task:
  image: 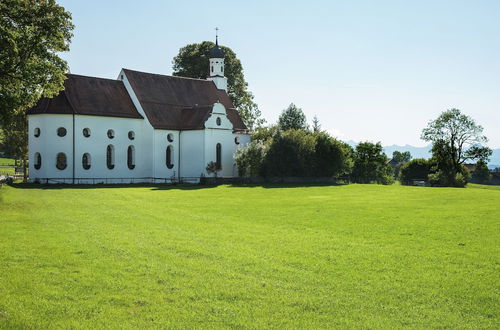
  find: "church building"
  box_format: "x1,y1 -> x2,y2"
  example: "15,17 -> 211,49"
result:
27,39 -> 250,183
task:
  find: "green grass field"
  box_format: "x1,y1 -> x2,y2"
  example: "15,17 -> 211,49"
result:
0,157 -> 16,176
0,183 -> 498,328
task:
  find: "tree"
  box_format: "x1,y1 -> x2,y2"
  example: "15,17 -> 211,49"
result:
172,41 -> 264,129
234,140 -> 268,177
421,109 -> 491,186
392,151 -> 412,163
2,112 -> 27,181
471,160 -> 491,184
206,161 -> 222,178
0,0 -> 74,122
278,103 -> 307,131
313,132 -> 353,177
312,115 -> 321,132
399,158 -> 431,185
351,142 -> 394,185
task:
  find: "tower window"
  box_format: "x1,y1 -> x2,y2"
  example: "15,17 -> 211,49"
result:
166,145 -> 174,169
216,117 -> 222,126
57,127 -> 67,137
83,128 -> 91,137
82,153 -> 91,170
221,66 -> 223,73
216,143 -> 221,169
127,145 -> 135,169
34,152 -> 42,169
56,152 -> 67,170
34,128 -> 40,137
106,145 -> 115,169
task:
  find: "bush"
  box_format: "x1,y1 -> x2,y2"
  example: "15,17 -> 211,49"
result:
399,158 -> 431,185
351,142 -> 394,185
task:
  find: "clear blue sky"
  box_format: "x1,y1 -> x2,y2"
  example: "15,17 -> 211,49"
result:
59,0 -> 500,148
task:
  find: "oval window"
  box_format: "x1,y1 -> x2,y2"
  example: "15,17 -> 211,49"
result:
234,136 -> 240,145
167,133 -> 174,142
82,153 -> 91,170
34,128 -> 41,138
216,117 -> 221,126
56,152 -> 67,170
128,131 -> 135,140
107,129 -> 115,139
57,127 -> 67,137
83,128 -> 91,137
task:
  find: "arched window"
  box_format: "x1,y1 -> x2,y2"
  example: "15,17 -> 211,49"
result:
83,128 -> 91,137
82,153 -> 91,170
106,145 -> 114,169
56,152 -> 67,170
211,66 -> 214,73
128,131 -> 135,140
221,66 -> 224,73
166,145 -> 174,169
34,128 -> 41,137
57,127 -> 67,137
216,143 -> 222,169
216,117 -> 222,126
127,145 -> 135,169
107,129 -> 115,139
34,152 -> 41,169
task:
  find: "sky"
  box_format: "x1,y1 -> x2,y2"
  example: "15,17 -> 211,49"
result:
58,0 -> 500,148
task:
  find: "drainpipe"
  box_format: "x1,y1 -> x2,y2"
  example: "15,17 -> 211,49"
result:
178,130 -> 182,180
72,113 -> 75,184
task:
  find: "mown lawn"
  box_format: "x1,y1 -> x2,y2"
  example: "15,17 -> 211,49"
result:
0,158 -> 16,176
0,183 -> 498,328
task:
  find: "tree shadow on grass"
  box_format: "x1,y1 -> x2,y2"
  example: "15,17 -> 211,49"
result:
227,182 -> 348,189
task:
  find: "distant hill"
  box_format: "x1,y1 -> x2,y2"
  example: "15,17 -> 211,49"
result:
344,140 -> 500,169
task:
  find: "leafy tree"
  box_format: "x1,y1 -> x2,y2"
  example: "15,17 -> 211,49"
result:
172,41 -> 264,129
313,132 -> 353,177
206,161 -> 222,178
399,158 -> 431,185
312,115 -> 321,132
234,140 -> 268,177
392,151 -> 412,163
262,129 -> 316,177
251,124 -> 280,142
421,109 -> 491,186
2,112 -> 28,181
0,0 -> 74,123
278,103 -> 307,131
471,160 -> 491,184
351,142 -> 394,185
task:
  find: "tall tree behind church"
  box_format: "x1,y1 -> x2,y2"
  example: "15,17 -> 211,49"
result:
172,41 -> 264,129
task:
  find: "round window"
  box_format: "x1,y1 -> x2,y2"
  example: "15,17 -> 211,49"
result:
128,131 -> 135,140
216,117 -> 222,126
167,133 -> 174,142
57,127 -> 67,137
107,129 -> 115,139
234,136 -> 240,145
83,128 -> 91,137
34,128 -> 41,137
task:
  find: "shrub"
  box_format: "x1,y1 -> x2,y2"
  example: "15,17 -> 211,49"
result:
399,158 -> 431,185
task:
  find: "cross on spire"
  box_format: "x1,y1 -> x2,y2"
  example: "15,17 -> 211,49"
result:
215,27 -> 219,45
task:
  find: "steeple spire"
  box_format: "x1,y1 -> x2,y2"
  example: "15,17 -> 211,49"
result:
207,27 -> 227,91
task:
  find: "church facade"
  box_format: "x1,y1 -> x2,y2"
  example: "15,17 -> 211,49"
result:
27,40 -> 250,183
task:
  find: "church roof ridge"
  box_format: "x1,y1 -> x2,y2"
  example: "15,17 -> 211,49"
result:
121,68 -> 213,83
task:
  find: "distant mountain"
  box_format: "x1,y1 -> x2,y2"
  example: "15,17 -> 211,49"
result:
344,140 -> 500,168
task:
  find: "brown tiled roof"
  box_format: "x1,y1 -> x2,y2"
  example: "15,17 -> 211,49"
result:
123,69 -> 248,131
27,74 -> 143,119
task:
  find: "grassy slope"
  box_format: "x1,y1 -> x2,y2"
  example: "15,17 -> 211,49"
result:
0,184 -> 498,328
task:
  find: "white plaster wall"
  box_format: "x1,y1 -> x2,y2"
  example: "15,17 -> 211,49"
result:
153,129 -> 179,181
179,130 -> 205,179
29,114 -> 73,182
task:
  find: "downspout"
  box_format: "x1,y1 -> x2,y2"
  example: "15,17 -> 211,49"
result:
178,130 -> 182,180
72,112 -> 75,184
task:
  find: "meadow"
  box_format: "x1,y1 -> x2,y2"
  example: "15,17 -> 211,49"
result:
0,183 -> 498,328
0,158 -> 16,176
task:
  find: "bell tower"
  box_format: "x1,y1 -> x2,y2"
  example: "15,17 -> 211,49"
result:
207,28 -> 228,91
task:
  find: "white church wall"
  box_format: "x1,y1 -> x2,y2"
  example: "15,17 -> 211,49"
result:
29,114 -> 74,182
179,130 -> 205,180
153,129 -> 179,182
